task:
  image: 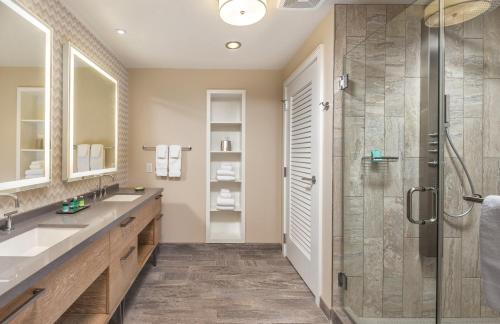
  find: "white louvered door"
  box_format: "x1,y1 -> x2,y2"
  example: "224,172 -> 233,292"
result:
283,51 -> 321,297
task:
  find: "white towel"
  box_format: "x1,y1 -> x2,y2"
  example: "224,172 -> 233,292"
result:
481,195 -> 500,312
219,189 -> 231,198
90,144 -> 105,170
217,175 -> 236,181
217,169 -> 235,176
76,144 -> 90,172
25,169 -> 43,176
216,205 -> 235,211
30,161 -> 44,170
168,145 -> 182,178
217,197 -> 235,206
156,145 -> 168,177
220,164 -> 233,171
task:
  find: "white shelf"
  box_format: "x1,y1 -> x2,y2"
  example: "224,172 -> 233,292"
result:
21,119 -> 44,123
211,151 -> 241,154
206,90 -> 245,243
21,149 -> 44,152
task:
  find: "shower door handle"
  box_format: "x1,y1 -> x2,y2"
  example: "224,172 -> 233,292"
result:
407,186 -> 438,225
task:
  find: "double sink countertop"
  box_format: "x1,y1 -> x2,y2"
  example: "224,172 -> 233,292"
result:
0,187 -> 163,308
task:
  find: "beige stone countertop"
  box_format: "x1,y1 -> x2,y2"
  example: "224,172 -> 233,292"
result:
0,187 -> 163,308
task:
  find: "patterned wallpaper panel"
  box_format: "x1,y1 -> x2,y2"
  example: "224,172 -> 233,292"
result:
0,0 -> 128,212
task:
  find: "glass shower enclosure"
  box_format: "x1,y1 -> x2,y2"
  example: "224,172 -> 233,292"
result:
339,0 -> 500,322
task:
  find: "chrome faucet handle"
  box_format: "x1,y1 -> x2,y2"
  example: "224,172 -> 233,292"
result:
2,210 -> 17,232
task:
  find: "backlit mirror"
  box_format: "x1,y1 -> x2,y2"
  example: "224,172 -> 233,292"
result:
63,44 -> 118,181
0,0 -> 51,192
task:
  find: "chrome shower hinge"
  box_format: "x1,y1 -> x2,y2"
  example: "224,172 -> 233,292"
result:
339,74 -> 349,90
319,102 -> 330,111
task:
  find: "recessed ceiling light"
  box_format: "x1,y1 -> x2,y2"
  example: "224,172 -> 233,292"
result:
115,29 -> 127,35
225,41 -> 242,50
219,0 -> 267,26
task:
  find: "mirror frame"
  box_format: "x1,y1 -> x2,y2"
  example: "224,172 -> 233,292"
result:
62,44 -> 118,182
0,0 -> 52,193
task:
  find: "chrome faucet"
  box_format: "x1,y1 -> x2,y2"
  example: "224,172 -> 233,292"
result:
0,193 -> 19,232
97,174 -> 115,200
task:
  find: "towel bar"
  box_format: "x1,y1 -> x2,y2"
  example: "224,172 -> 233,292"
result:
142,145 -> 192,151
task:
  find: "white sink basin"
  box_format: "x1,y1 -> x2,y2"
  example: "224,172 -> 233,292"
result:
0,226 -> 84,257
103,195 -> 142,202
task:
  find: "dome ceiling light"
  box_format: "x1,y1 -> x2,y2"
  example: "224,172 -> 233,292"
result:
219,0 -> 267,26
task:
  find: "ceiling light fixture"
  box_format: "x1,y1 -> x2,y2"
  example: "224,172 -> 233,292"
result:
225,41 -> 242,49
115,29 -> 127,35
219,0 -> 267,26
424,0 -> 491,28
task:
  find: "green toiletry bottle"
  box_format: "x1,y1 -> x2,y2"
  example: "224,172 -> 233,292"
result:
72,197 -> 78,210
62,200 -> 69,213
79,195 -> 85,207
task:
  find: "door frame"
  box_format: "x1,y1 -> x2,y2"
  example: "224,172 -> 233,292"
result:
282,44 -> 325,302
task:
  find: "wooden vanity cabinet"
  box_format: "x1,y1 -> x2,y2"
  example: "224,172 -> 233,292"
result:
0,193 -> 163,324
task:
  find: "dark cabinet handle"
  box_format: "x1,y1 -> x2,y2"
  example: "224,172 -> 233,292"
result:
155,213 -> 164,221
2,288 -> 45,323
120,217 -> 135,227
155,195 -> 163,200
120,246 -> 136,261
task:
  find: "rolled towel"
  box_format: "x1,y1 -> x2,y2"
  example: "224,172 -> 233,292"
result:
216,205 -> 235,211
217,175 -> 236,181
217,197 -> 235,206
217,169 -> 235,176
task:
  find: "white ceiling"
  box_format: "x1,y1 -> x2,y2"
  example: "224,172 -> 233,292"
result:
60,0 -> 336,69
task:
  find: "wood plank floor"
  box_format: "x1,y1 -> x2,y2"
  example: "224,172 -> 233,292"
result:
124,244 -> 329,324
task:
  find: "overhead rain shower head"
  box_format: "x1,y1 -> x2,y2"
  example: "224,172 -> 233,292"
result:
424,0 -> 492,27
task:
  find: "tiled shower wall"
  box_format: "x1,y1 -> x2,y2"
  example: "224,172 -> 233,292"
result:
333,3 -> 500,320
0,0 -> 128,212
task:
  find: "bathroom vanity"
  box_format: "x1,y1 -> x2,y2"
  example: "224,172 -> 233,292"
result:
0,189 -> 162,323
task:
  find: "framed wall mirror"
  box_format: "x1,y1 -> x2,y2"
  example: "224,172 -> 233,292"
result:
0,0 -> 51,192
63,44 -> 118,181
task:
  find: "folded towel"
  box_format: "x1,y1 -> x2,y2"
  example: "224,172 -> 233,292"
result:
156,145 -> 168,177
30,162 -> 44,170
168,145 -> 182,177
217,175 -> 236,181
169,145 -> 181,158
25,169 -> 43,176
90,144 -> 105,170
217,169 -> 235,176
219,189 -> 231,198
25,174 -> 43,179
77,144 -> 90,172
217,197 -> 235,206
216,205 -> 235,211
481,195 -> 500,312
220,164 -> 233,171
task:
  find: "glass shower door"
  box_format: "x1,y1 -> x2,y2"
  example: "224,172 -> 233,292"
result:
439,0 -> 500,322
340,2 -> 440,322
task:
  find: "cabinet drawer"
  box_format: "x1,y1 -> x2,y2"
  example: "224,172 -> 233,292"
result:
152,193 -> 162,216
109,237 -> 138,308
135,199 -> 156,235
0,235 -> 109,324
109,214 -> 137,257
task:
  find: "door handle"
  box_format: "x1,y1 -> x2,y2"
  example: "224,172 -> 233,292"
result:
407,186 -> 438,225
301,176 -> 316,185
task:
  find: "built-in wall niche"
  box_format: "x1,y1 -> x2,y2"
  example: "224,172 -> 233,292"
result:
206,90 -> 245,243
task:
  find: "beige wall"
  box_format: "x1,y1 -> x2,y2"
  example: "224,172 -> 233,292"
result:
282,9 -> 335,308
0,67 -> 43,182
128,69 -> 283,243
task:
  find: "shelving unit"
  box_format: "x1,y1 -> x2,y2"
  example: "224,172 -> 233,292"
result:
16,87 -> 45,180
206,90 -> 245,243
